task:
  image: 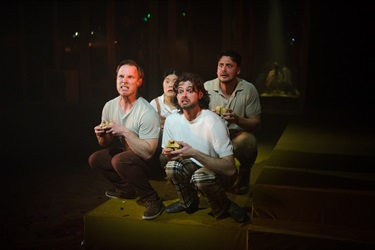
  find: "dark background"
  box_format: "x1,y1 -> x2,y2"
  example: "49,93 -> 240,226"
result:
1,0 -> 374,248
1,0 -> 373,212
1,0 -> 373,162
1,0 -> 373,111
1,0 -> 373,203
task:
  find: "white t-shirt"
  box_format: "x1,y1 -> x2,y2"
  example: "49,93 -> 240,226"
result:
162,109 -> 233,167
150,94 -> 177,119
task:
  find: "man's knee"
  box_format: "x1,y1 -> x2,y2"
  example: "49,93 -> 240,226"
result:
88,151 -> 102,170
233,132 -> 258,164
233,133 -> 257,152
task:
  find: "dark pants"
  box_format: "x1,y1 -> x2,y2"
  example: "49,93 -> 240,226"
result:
230,130 -> 258,186
88,148 -> 161,201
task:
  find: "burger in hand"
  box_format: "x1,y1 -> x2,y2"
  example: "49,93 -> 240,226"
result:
166,140 -> 181,150
215,106 -> 228,117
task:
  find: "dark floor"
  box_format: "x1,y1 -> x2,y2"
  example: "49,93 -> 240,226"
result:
2,102 -> 109,249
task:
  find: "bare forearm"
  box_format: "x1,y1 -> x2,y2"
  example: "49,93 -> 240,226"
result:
192,151 -> 236,176
123,131 -> 157,160
235,115 -> 261,132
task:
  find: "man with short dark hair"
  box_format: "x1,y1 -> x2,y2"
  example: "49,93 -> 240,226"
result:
204,50 -> 262,195
88,59 -> 165,220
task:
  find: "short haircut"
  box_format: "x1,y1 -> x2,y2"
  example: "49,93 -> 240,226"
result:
116,59 -> 144,79
217,49 -> 242,67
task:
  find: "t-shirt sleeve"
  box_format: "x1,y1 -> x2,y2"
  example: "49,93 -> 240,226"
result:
212,122 -> 233,158
246,85 -> 262,117
161,115 -> 174,148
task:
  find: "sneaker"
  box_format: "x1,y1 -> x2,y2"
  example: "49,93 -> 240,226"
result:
165,197 -> 200,214
227,201 -> 249,223
105,188 -> 138,199
142,199 -> 165,220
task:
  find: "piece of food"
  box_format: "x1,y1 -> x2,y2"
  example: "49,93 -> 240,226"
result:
99,121 -> 109,128
215,106 -> 228,116
215,106 -> 221,114
166,140 -> 181,150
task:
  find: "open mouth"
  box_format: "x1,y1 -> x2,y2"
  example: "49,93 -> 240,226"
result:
181,99 -> 190,105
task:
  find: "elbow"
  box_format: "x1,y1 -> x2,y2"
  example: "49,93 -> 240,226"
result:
144,154 -> 153,161
143,149 -> 156,161
224,166 -> 237,177
254,117 -> 262,129
251,119 -> 262,132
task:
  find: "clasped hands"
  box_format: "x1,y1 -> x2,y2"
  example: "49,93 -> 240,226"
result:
163,140 -> 192,160
213,107 -> 237,124
95,121 -> 125,137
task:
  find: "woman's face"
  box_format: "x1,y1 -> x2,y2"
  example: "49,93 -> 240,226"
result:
163,74 -> 178,98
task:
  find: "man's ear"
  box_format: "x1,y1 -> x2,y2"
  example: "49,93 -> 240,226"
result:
137,79 -> 143,86
198,91 -> 204,99
237,68 -> 241,75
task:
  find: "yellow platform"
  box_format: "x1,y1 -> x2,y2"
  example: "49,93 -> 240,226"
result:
84,180 -> 253,250
251,115 -> 375,249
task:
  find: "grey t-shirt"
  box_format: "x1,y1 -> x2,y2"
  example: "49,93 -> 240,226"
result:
204,77 -> 261,131
101,96 -> 161,140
